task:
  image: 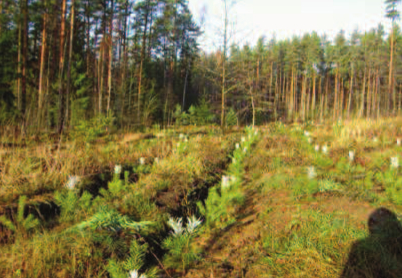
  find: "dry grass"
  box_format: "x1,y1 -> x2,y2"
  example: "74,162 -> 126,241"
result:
0,134 -> 174,204
2,119 -> 402,278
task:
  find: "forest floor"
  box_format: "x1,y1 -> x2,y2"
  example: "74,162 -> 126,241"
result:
1,119 -> 402,278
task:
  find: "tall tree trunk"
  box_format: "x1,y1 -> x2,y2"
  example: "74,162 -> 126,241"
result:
99,47 -> 105,115
333,69 -> 338,121
320,76 -> 325,123
377,70 -> 381,119
38,11 -> 48,128
86,1 -> 90,75
147,4 -> 154,58
107,0 -> 114,115
347,66 -> 353,119
182,60 -> 190,110
324,76 -> 329,122
289,68 -> 294,120
294,71 -> 297,120
269,61 -> 273,112
389,25 -> 395,115
138,0 -> 150,124
306,79 -> 311,119
120,5 -> 129,126
340,78 -> 344,119
371,74 -> 376,118
65,0 -> 75,129
301,75 -> 306,121
45,33 -> 53,130
251,94 -> 255,128
0,0 -> 3,34
359,67 -> 366,118
58,0 -> 67,134
16,17 -> 22,110
367,68 -> 372,118
21,0 -> 28,122
221,0 -> 228,130
274,66 -> 279,120
374,68 -> 379,119
312,72 -> 316,119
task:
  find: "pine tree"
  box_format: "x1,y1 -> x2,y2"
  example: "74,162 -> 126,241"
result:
385,0 -> 401,115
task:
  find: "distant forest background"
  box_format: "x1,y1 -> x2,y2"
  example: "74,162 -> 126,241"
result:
0,0 -> 402,133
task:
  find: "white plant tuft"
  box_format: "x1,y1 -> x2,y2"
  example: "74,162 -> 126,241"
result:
235,143 -> 240,149
349,151 -> 355,162
322,145 -> 328,154
129,270 -> 139,278
114,165 -> 122,175
129,270 -> 147,278
304,130 -> 310,137
222,175 -> 230,189
179,133 -> 184,140
315,144 -> 320,152
65,176 -> 81,190
391,157 -> 399,169
307,166 -> 317,179
241,137 -> 246,143
186,215 -> 202,234
167,217 -> 184,236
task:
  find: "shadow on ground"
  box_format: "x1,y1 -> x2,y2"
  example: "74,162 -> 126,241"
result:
340,207 -> 402,278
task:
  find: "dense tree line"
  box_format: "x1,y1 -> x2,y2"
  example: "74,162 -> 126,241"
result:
0,0 -> 200,133
0,0 -> 401,133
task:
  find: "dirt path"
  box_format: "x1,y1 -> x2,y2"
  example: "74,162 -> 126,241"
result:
183,176 -> 379,278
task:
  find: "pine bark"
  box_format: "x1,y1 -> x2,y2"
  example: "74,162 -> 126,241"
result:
38,11 -> 48,127
107,0 -> 114,115
21,0 -> 28,118
138,0 -> 150,124
65,0 -> 75,128
58,0 -> 67,134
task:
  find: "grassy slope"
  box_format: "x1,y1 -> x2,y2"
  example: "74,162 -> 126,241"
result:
1,119 -> 402,277
184,119 -> 402,278
0,127 -> 240,278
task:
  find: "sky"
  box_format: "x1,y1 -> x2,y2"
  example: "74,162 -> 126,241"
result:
188,0 -> 399,53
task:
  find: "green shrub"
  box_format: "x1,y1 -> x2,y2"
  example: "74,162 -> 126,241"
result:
107,239 -> 159,278
54,190 -> 99,223
162,216 -> 203,272
71,114 -> 115,144
174,97 -> 216,126
0,195 -> 40,236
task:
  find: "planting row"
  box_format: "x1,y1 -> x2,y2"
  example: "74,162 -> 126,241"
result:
0,133 -> 238,278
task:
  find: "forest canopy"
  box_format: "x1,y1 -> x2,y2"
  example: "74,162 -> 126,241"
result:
0,0 -> 401,132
